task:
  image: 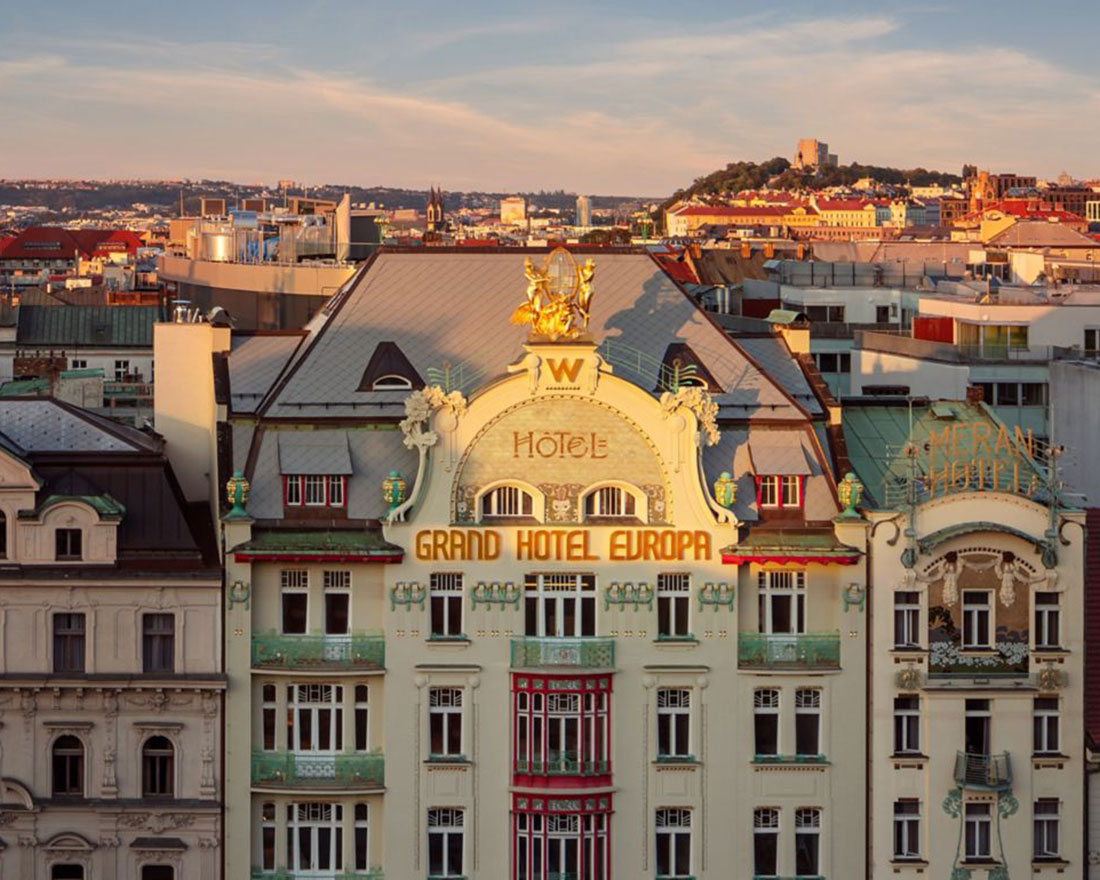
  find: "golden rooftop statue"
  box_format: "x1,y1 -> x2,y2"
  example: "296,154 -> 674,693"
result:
511,247 -> 595,340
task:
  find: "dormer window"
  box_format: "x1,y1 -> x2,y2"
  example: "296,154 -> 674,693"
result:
56,528 -> 83,561
372,374 -> 413,390
757,475 -> 802,509
481,485 -> 533,518
284,475 -> 347,508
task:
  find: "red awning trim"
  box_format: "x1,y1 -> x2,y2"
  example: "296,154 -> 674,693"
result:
721,553 -> 859,566
234,553 -> 403,564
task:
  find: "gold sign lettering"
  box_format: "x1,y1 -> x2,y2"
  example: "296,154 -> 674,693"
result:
512,431 -> 608,459
546,357 -> 584,383
413,528 -> 712,562
923,420 -> 1036,498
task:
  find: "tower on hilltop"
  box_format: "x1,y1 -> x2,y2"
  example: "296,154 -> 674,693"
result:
426,186 -> 445,233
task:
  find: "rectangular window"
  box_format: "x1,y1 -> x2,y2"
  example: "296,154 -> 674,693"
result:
1033,698 -> 1060,755
262,684 -> 277,751
753,808 -> 779,877
288,684 -> 344,753
996,382 -> 1019,406
1033,799 -> 1060,860
893,800 -> 921,860
758,570 -> 806,634
894,591 -> 920,648
430,687 -> 463,758
328,476 -> 345,507
287,802 -> 343,872
354,686 -> 369,752
70,358 -> 88,369
427,808 -> 464,878
55,528 -> 82,560
758,476 -> 779,508
795,808 -> 821,876
961,591 -> 991,649
964,803 -> 992,861
141,867 -> 174,880
142,613 -> 175,674
261,802 -> 276,870
1034,592 -> 1060,648
655,808 -> 692,878
430,573 -> 464,638
876,305 -> 891,323
323,571 -> 350,636
285,476 -> 302,506
281,570 -> 309,634
795,689 -> 821,757
839,352 -> 851,372
754,689 -> 779,757
657,688 -> 691,759
53,613 -> 86,674
657,573 -> 690,639
817,353 -> 838,373
355,803 -> 369,870
780,475 -> 801,507
304,475 -> 327,506
1021,383 -> 1046,406
1086,327 -> 1100,355
114,359 -> 130,381
524,573 -> 597,637
893,696 -> 921,755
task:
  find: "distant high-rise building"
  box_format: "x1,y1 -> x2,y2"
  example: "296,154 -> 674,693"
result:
793,139 -> 838,170
575,194 -> 592,227
500,196 -> 527,225
426,186 -> 445,233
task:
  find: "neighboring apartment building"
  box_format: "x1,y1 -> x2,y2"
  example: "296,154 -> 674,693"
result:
0,398 -> 223,880
845,399 -> 1085,879
157,247 -> 868,879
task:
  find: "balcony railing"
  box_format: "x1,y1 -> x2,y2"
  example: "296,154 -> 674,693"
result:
738,632 -> 840,670
251,631 -> 385,670
752,754 -> 828,765
251,872 -> 383,880
954,751 -> 1011,790
510,637 -> 615,669
251,750 -> 384,789
515,752 -> 610,776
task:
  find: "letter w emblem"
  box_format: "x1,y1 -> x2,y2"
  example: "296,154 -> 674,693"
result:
546,358 -> 583,383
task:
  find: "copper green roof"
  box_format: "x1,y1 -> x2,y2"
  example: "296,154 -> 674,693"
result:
720,530 -> 860,557
230,529 -> 403,560
20,493 -> 126,520
0,377 -> 49,397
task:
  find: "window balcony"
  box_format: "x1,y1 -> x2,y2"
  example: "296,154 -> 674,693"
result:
251,871 -> 383,879
737,632 -> 840,670
510,637 -> 615,669
752,754 -> 828,765
251,631 -> 385,671
251,750 -> 384,790
954,751 -> 1012,791
515,751 -> 610,776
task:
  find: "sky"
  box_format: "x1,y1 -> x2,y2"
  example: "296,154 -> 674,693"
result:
2,0 -> 1099,195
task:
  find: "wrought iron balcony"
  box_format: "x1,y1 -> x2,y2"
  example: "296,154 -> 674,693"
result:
515,751 -> 610,776
251,631 -> 385,670
738,632 -> 840,670
954,751 -> 1011,790
251,872 -> 383,880
510,637 -> 615,669
752,754 -> 828,765
251,750 -> 384,790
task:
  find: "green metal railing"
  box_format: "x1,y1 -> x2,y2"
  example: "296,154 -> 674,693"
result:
251,631 -> 385,670
251,872 -> 383,880
752,754 -> 827,764
737,632 -> 840,670
752,876 -> 824,880
251,750 -> 384,789
510,637 -> 615,669
954,751 -> 1011,790
515,752 -> 610,775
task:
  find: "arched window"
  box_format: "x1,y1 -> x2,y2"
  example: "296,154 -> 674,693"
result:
372,374 -> 413,390
142,736 -> 175,797
52,735 -> 84,797
583,485 -> 637,519
481,485 -> 534,518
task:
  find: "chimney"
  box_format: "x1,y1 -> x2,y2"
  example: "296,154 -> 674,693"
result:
966,385 -> 985,404
741,242 -> 752,259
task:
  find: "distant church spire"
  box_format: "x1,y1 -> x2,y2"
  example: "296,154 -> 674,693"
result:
426,185 -> 445,233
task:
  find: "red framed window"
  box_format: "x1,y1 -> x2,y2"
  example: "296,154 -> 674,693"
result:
755,475 -> 804,510
513,675 -> 610,778
283,475 -> 347,509
512,793 -> 611,880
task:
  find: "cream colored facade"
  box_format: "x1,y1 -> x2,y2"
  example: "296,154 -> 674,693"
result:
214,336 -> 868,879
0,410 -> 223,880
866,472 -> 1084,877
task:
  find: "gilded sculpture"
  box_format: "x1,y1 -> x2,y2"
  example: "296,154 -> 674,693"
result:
511,248 -> 595,340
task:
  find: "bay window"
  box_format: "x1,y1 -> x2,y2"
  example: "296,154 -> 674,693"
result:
514,676 -> 609,776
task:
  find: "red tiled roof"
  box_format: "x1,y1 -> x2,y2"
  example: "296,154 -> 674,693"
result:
815,198 -> 874,211
674,206 -> 790,218
0,227 -> 142,261
653,252 -> 699,285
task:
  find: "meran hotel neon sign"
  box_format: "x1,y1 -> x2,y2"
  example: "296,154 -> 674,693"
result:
415,529 -> 712,563
917,421 -> 1044,498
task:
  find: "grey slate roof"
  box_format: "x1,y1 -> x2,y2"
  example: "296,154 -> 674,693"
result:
228,334 -> 302,413
278,431 -> 354,475
259,251 -> 803,421
735,336 -> 822,415
15,305 -> 162,348
0,399 -> 156,453
748,432 -> 812,475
